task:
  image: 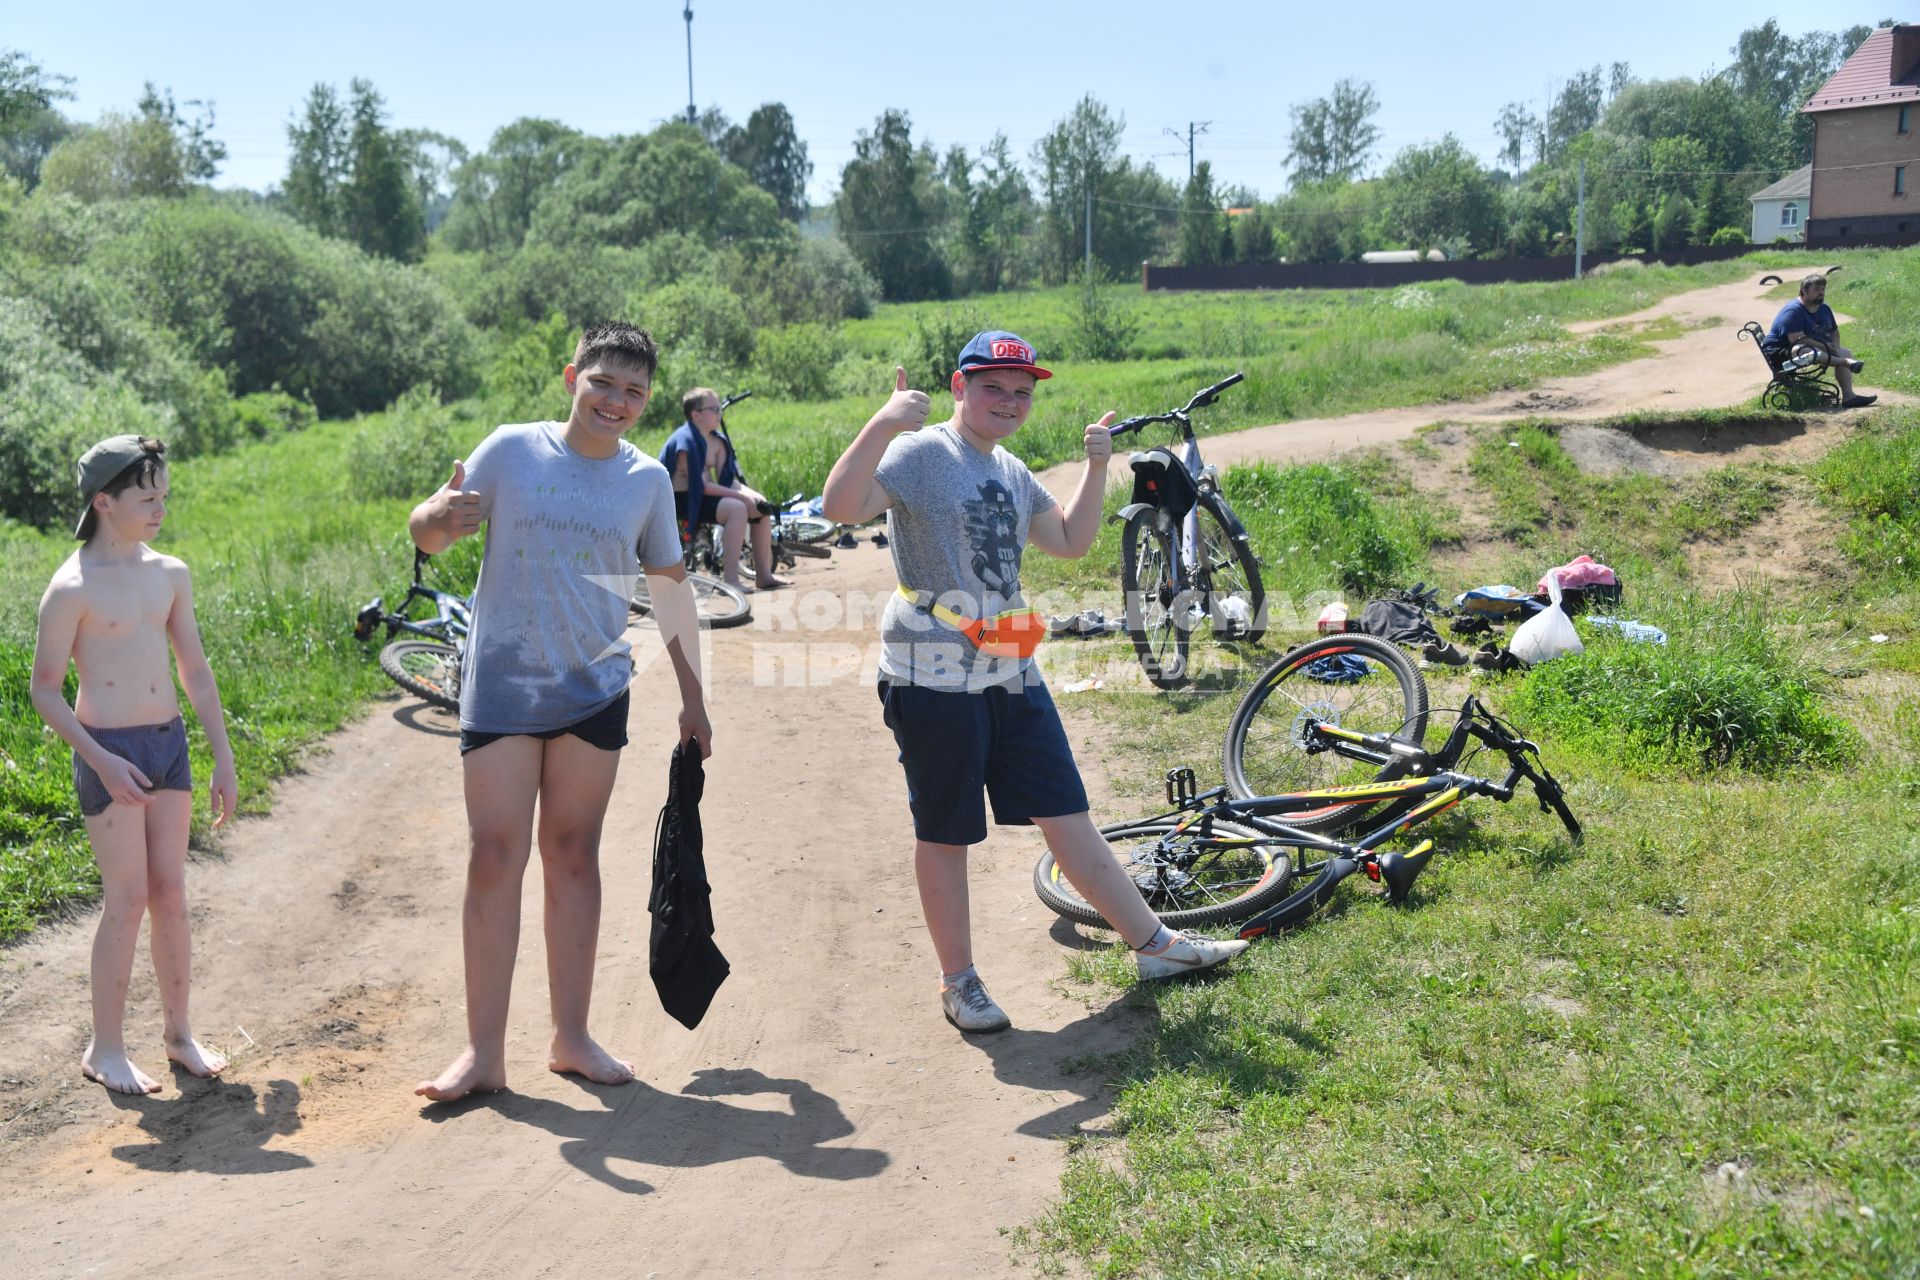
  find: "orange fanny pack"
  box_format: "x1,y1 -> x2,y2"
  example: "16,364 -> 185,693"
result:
897,585 -> 1046,659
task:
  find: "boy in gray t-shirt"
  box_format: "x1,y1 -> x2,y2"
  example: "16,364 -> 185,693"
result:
407,322 -> 712,1103
823,331 -> 1246,1035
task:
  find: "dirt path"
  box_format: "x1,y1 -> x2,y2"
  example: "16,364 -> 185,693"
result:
0,272 -> 1892,1279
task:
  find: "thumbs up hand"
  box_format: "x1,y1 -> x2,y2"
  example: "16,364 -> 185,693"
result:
1084,411 -> 1116,463
867,366 -> 930,436
438,459 -> 484,539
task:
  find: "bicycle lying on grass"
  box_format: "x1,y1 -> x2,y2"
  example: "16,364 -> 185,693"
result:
352,548 -> 471,712
1033,693 -> 1580,937
1110,372 -> 1266,689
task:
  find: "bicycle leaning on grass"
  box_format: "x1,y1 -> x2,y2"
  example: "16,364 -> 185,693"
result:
352,547 -> 471,712
1033,692 -> 1581,937
1110,372 -> 1266,689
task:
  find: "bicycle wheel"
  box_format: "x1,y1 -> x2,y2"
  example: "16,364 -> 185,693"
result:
782,515 -> 837,544
1194,492 -> 1266,643
379,639 -> 461,711
1034,816 -> 1295,930
630,573 -> 753,629
1122,508 -> 1191,689
1222,633 -> 1429,831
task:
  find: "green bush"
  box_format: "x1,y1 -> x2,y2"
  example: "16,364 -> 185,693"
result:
748,323 -> 838,402
1508,593 -> 1856,773
1063,266 -> 1141,362
341,388 -> 461,501
907,303 -> 989,388
1708,225 -> 1750,246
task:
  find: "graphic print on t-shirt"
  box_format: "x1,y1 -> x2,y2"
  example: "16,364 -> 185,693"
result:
963,479 -> 1022,598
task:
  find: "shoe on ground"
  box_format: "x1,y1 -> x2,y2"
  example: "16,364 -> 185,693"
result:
1420,640 -> 1469,666
834,531 -> 858,549
1135,931 -> 1249,981
1841,393 -> 1877,408
941,975 -> 1011,1033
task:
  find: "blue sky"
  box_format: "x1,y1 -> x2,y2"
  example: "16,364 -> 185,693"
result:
6,2 -> 1899,202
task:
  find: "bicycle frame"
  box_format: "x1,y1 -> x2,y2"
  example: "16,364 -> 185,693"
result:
354,549 -> 471,643
1125,695 -> 1580,939
1111,373 -> 1242,600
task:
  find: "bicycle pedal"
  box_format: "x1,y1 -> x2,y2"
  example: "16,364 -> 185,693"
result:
1164,766 -> 1199,808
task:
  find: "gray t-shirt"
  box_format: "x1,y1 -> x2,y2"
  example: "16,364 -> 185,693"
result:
873,423 -> 1057,691
459,421 -> 682,733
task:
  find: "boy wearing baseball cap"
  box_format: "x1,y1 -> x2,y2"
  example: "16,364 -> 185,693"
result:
823,332 -> 1246,1034
30,435 -> 240,1093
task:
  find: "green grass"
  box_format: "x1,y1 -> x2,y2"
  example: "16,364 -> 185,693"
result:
1013,244 -> 1920,1277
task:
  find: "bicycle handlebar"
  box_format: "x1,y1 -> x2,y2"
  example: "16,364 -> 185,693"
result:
1107,372 -> 1245,440
721,390 -> 753,410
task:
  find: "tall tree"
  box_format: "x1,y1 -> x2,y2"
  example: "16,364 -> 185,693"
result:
1178,161 -> 1224,266
1030,96 -> 1170,280
1381,135 -> 1500,253
718,103 -> 812,222
835,109 -> 949,301
1494,101 -> 1540,172
37,82 -> 223,201
396,128 -> 467,234
0,49 -> 71,133
440,117 -> 593,252
284,83 -> 349,238
1287,79 -> 1380,187
340,80 -> 425,262
135,83 -> 224,181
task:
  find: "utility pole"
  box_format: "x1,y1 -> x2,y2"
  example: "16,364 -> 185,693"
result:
1574,157 -> 1586,279
1085,182 -> 1094,274
683,6 -> 696,126
1163,121 -> 1211,181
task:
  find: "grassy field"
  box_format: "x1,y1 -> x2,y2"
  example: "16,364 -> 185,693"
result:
1006,250 -> 1920,1277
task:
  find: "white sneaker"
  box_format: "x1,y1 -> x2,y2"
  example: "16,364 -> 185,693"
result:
940,975 -> 1011,1033
1134,931 -> 1249,981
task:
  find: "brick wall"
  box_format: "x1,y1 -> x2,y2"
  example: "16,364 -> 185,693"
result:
1810,105 -> 1920,219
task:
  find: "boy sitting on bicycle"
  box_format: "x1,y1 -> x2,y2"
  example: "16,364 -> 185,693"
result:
407,321 -> 712,1102
659,386 -> 789,593
823,332 -> 1246,1034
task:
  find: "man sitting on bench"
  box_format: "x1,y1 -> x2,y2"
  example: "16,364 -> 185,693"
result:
1764,274 -> 1876,408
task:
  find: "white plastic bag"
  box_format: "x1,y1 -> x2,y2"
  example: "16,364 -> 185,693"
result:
1508,571 -> 1584,666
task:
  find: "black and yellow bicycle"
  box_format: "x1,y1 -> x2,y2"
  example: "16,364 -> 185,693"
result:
1033,693 -> 1581,936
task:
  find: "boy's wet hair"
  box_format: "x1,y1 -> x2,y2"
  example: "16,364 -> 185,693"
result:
79,437 -> 167,543
575,322 -> 659,380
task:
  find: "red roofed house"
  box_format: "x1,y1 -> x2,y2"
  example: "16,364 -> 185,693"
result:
1801,24 -> 1920,246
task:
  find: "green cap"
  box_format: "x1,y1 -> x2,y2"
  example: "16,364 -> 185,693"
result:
74,435 -> 163,540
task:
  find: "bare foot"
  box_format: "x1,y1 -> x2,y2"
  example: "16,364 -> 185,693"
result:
165,1034 -> 229,1078
414,1046 -> 507,1102
754,575 -> 792,590
549,1033 -> 636,1086
81,1043 -> 162,1096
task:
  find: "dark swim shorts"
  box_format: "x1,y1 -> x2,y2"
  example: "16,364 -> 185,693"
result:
73,717 -> 193,817
459,689 -> 631,757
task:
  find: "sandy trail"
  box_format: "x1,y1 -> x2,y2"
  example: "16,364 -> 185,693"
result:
0,272 -> 1889,1279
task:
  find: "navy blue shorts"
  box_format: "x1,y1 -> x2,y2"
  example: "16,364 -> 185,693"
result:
459,690 -> 630,756
877,677 -> 1090,846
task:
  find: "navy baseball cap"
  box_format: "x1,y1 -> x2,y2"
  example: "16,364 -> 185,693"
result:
956,331 -> 1052,380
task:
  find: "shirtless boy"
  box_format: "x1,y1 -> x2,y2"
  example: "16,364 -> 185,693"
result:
30,435 -> 240,1094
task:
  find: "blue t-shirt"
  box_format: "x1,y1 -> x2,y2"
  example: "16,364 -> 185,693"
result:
1764,299 -> 1836,352
459,422 -> 682,734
